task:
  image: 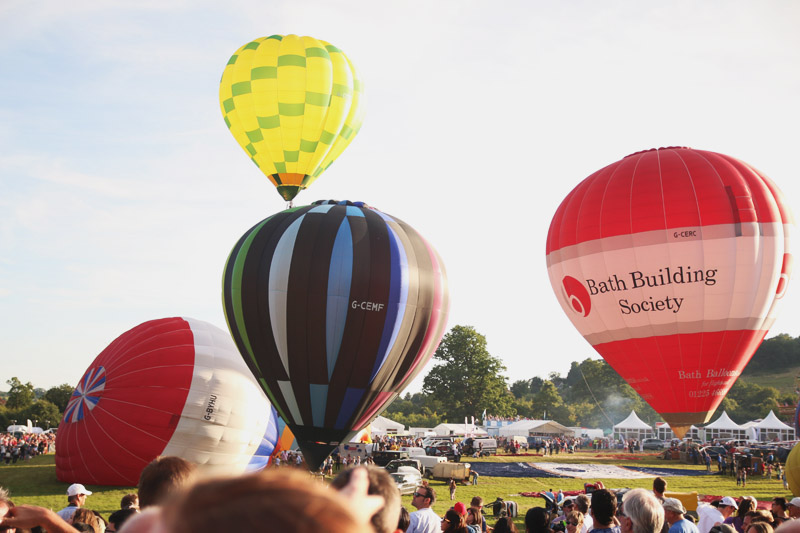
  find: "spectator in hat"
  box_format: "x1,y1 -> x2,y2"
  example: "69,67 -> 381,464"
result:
725,497 -> 755,533
663,498 -> 698,533
56,483 -> 92,522
787,498 -> 800,520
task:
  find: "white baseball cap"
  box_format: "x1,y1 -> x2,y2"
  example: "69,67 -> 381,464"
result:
720,496 -> 738,509
788,497 -> 800,507
66,483 -> 93,497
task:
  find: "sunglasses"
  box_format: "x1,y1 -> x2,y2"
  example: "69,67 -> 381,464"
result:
567,522 -> 580,527
413,492 -> 429,498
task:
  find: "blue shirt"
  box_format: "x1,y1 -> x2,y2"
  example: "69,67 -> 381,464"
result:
670,518 -> 700,533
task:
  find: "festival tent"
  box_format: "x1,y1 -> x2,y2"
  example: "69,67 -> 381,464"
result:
369,416 -> 405,436
655,422 -> 701,441
613,411 -> 654,441
749,411 -> 795,442
702,411 -> 748,441
433,423 -> 488,437
568,427 -> 605,439
497,419 -> 572,438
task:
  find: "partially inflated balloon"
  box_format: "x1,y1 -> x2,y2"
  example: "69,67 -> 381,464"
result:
222,200 -> 449,469
786,443 -> 800,496
220,34 -> 364,201
546,147 -> 793,437
55,317 -> 279,485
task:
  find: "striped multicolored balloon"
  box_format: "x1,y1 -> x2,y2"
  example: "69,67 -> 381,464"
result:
547,147 -> 793,437
222,200 -> 449,469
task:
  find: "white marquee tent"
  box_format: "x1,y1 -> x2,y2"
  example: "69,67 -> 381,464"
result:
433,423 -> 488,437
703,411 -> 748,441
613,411 -> 654,441
496,419 -> 573,438
749,411 -> 795,442
369,415 -> 405,435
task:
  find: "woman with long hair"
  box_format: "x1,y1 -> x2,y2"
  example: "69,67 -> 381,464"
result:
494,516 -> 519,533
441,509 -> 469,533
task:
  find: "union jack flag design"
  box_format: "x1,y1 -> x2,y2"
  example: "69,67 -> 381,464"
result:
64,367 -> 106,423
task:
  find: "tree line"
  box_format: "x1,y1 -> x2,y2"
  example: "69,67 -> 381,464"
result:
0,378 -> 73,430
2,329 -> 796,432
384,325 -> 799,430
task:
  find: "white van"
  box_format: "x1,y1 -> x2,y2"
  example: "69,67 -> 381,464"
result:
399,446 -> 426,457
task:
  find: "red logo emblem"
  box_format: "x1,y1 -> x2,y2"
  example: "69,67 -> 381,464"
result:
561,276 -> 591,317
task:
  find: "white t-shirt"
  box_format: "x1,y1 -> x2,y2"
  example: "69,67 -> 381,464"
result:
696,504 -> 724,533
581,513 -> 594,533
408,506 -> 440,533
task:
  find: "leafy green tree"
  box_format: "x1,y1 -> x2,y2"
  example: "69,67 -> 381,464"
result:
532,380 -> 574,424
19,400 -> 60,428
422,325 -> 514,421
5,378 -> 35,410
45,384 -> 75,413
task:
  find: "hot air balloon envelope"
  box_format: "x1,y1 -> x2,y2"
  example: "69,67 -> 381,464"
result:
55,317 -> 279,485
546,147 -> 793,437
219,34 -> 365,201
222,200 -> 449,469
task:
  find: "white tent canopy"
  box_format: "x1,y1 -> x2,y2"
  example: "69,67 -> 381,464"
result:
497,419 -> 572,437
613,411 -> 654,441
369,415 -> 405,435
750,411 -> 795,442
703,411 -> 748,441
433,423 -> 488,436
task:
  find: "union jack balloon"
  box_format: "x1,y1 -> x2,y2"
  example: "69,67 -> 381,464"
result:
55,317 -> 280,485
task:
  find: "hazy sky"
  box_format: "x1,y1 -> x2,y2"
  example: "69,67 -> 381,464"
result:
1,1 -> 798,395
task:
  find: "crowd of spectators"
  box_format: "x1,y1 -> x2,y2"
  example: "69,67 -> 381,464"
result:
0,432 -> 56,464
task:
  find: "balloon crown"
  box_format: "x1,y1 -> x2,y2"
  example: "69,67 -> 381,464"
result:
311,200 -> 370,208
624,146 -> 691,158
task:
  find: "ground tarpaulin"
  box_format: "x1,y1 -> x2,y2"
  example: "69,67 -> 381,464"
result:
471,462 -> 721,479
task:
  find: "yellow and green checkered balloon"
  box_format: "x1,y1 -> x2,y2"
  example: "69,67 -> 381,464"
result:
220,34 -> 365,202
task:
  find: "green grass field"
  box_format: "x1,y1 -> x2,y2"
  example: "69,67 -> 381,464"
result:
0,450 -> 793,530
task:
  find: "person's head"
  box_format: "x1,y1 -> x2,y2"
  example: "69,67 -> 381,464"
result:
107,508 -> 138,532
441,509 -> 465,532
562,498 -> 576,515
72,508 -> 101,533
750,510 -> 774,525
566,510 -> 584,533
412,485 -> 435,510
747,522 -> 774,533
652,478 -> 667,495
620,488 -> 664,533
574,495 -> 590,515
121,493 -> 139,510
710,525 -> 736,533
494,516 -> 518,533
471,496 -> 484,513
66,483 -> 93,507
138,456 -> 197,509
163,469 -> 360,533
662,498 -> 685,526
787,498 -> 800,519
525,507 -> 549,533
398,507 -> 410,532
591,489 -> 617,526
772,498 -> 787,517
738,497 -> 756,517
719,497 -> 739,519
331,465 -> 400,533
